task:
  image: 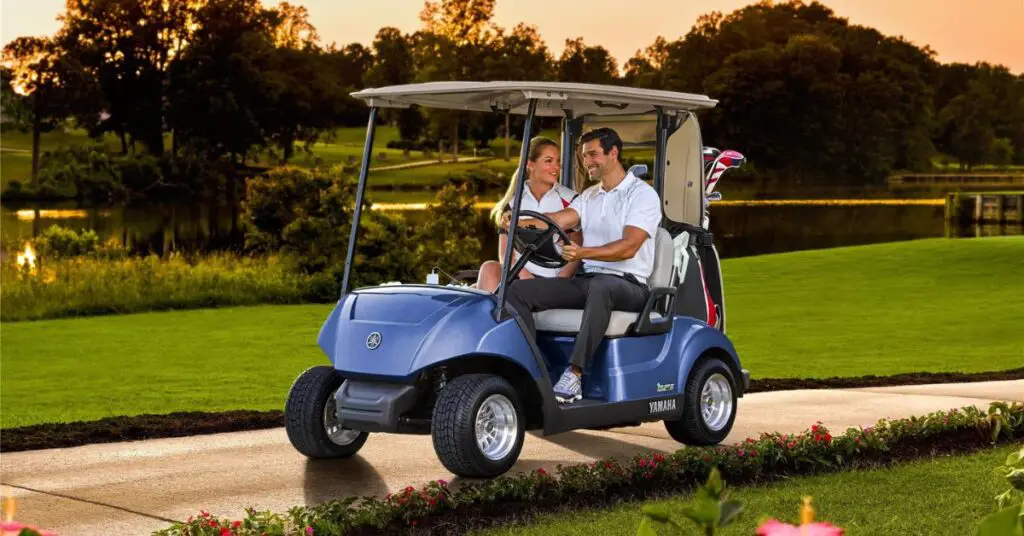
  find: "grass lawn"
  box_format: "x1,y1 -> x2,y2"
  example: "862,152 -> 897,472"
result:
474,444 -> 1021,536
1,236 -> 1021,428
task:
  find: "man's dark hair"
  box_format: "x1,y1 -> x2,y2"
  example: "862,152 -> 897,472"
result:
580,127 -> 623,161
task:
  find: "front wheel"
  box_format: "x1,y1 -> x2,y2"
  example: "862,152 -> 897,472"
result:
431,374 -> 525,478
664,357 -> 737,446
285,365 -> 369,458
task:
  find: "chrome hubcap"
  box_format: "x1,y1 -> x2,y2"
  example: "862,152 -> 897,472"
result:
701,373 -> 734,431
323,385 -> 361,446
475,394 -> 518,461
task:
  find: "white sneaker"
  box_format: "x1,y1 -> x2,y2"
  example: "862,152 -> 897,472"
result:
553,368 -> 582,403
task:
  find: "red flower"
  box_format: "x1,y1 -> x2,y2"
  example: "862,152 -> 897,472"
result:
638,459 -> 648,467
428,499 -> 437,507
404,486 -> 415,493
787,441 -> 796,448
750,449 -> 758,457
824,434 -> 832,443
232,521 -> 241,529
438,479 -> 448,487
653,453 -> 665,463
737,450 -> 746,457
811,425 -> 821,434
536,468 -> 547,475
220,528 -> 231,536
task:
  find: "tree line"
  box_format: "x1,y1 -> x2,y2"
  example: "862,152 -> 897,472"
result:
2,0 -> 1022,192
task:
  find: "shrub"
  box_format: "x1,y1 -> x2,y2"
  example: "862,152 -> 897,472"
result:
242,165 -> 482,291
156,402 -> 1023,536
0,252 -> 313,322
32,225 -> 101,258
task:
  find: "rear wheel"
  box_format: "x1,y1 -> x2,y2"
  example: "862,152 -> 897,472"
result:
664,357 -> 737,445
431,374 -> 525,478
285,365 -> 369,458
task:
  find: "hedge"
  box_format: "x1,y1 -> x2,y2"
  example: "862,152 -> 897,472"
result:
138,401 -> 1024,536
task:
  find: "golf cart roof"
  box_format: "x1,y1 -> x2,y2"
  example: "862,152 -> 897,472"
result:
350,81 -> 718,117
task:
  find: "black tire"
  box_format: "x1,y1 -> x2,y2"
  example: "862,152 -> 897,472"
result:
664,356 -> 737,446
285,365 -> 369,458
431,374 -> 525,478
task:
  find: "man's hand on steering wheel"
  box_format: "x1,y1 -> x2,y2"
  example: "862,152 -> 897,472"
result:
560,242 -> 586,262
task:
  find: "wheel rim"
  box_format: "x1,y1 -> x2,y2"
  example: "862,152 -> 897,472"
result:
323,386 -> 361,446
475,394 -> 518,461
700,373 -> 734,432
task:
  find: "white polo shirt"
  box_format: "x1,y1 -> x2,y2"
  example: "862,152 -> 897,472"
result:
568,171 -> 662,285
504,182 -> 579,278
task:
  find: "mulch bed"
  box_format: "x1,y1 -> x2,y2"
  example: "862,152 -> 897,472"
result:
347,430 -> 1022,535
2,367 -> 1021,453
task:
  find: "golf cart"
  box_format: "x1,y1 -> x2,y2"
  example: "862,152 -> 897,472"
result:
284,81 -> 750,478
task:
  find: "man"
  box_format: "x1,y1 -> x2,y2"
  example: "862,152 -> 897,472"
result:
502,127 -> 662,403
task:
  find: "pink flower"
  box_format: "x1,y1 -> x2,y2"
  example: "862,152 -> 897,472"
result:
306,526 -> 315,535
0,522 -> 58,536
437,479 -> 448,487
757,519 -> 844,535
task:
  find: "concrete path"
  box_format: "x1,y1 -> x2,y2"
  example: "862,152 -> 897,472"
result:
2,381 -> 1021,536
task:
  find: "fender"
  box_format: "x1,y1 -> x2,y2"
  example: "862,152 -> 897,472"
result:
670,317 -> 746,396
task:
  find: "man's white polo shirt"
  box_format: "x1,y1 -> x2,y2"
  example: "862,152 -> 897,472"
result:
568,171 -> 662,285
503,182 -> 579,278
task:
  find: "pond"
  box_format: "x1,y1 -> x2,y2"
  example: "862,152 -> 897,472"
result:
3,195 -> 1019,268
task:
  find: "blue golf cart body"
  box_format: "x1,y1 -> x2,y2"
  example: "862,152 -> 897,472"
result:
285,81 -> 750,478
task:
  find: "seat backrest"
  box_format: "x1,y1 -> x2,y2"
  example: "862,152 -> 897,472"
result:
649,228 -> 674,289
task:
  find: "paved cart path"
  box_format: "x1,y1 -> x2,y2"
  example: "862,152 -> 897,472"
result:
2,380 -> 1021,536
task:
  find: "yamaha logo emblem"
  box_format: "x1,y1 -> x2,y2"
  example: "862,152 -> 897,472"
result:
366,332 -> 382,350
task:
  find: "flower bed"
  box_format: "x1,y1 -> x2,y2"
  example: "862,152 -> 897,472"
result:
149,402 -> 1023,536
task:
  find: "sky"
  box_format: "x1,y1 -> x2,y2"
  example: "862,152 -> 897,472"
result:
3,0 -> 1022,73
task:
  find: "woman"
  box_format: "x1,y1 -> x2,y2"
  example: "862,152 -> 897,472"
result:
475,137 -> 583,292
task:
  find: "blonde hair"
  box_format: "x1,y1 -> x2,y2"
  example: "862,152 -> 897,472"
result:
489,136 -> 560,227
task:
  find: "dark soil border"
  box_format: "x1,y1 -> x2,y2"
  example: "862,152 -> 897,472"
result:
2,367 -> 1021,453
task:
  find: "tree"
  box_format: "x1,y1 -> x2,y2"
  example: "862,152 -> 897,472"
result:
56,0 -> 198,156
413,0 -> 502,158
557,37 -> 618,84
166,0 -> 277,162
1,36 -> 97,181
366,28 -> 424,142
938,80 -> 998,169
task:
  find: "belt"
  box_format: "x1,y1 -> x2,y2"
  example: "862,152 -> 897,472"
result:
575,269 -> 649,292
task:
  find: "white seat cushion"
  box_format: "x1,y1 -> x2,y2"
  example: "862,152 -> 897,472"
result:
534,309 -> 662,337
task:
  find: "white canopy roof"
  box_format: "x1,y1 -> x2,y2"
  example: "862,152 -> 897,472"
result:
350,81 -> 718,117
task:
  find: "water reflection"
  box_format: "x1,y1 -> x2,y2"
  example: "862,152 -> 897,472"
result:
1,199 -> 1020,263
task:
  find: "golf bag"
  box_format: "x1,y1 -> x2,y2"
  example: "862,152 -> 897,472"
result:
664,147 -> 743,332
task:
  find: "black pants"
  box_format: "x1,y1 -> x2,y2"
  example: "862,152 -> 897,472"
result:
505,273 -> 649,370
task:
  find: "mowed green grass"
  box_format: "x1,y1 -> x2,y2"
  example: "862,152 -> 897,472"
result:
724,235 -> 1024,378
1,237 -> 1021,428
475,444 -> 1021,536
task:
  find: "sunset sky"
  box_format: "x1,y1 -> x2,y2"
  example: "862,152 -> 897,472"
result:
3,0 -> 1022,73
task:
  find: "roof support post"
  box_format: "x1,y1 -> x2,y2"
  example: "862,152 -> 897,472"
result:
654,108 -> 668,199
340,106 -> 379,297
494,98 -> 538,322
560,110 -> 575,190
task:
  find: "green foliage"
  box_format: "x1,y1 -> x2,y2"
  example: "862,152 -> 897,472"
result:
32,225 -> 101,258
978,444 -> 1024,536
0,252 -> 314,322
154,403 -> 1024,535
638,467 -> 743,535
242,165 -> 481,292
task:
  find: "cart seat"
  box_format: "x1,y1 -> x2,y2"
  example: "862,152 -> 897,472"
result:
534,228 -> 674,337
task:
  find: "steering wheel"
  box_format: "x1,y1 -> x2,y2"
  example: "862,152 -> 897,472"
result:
509,210 -> 573,271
